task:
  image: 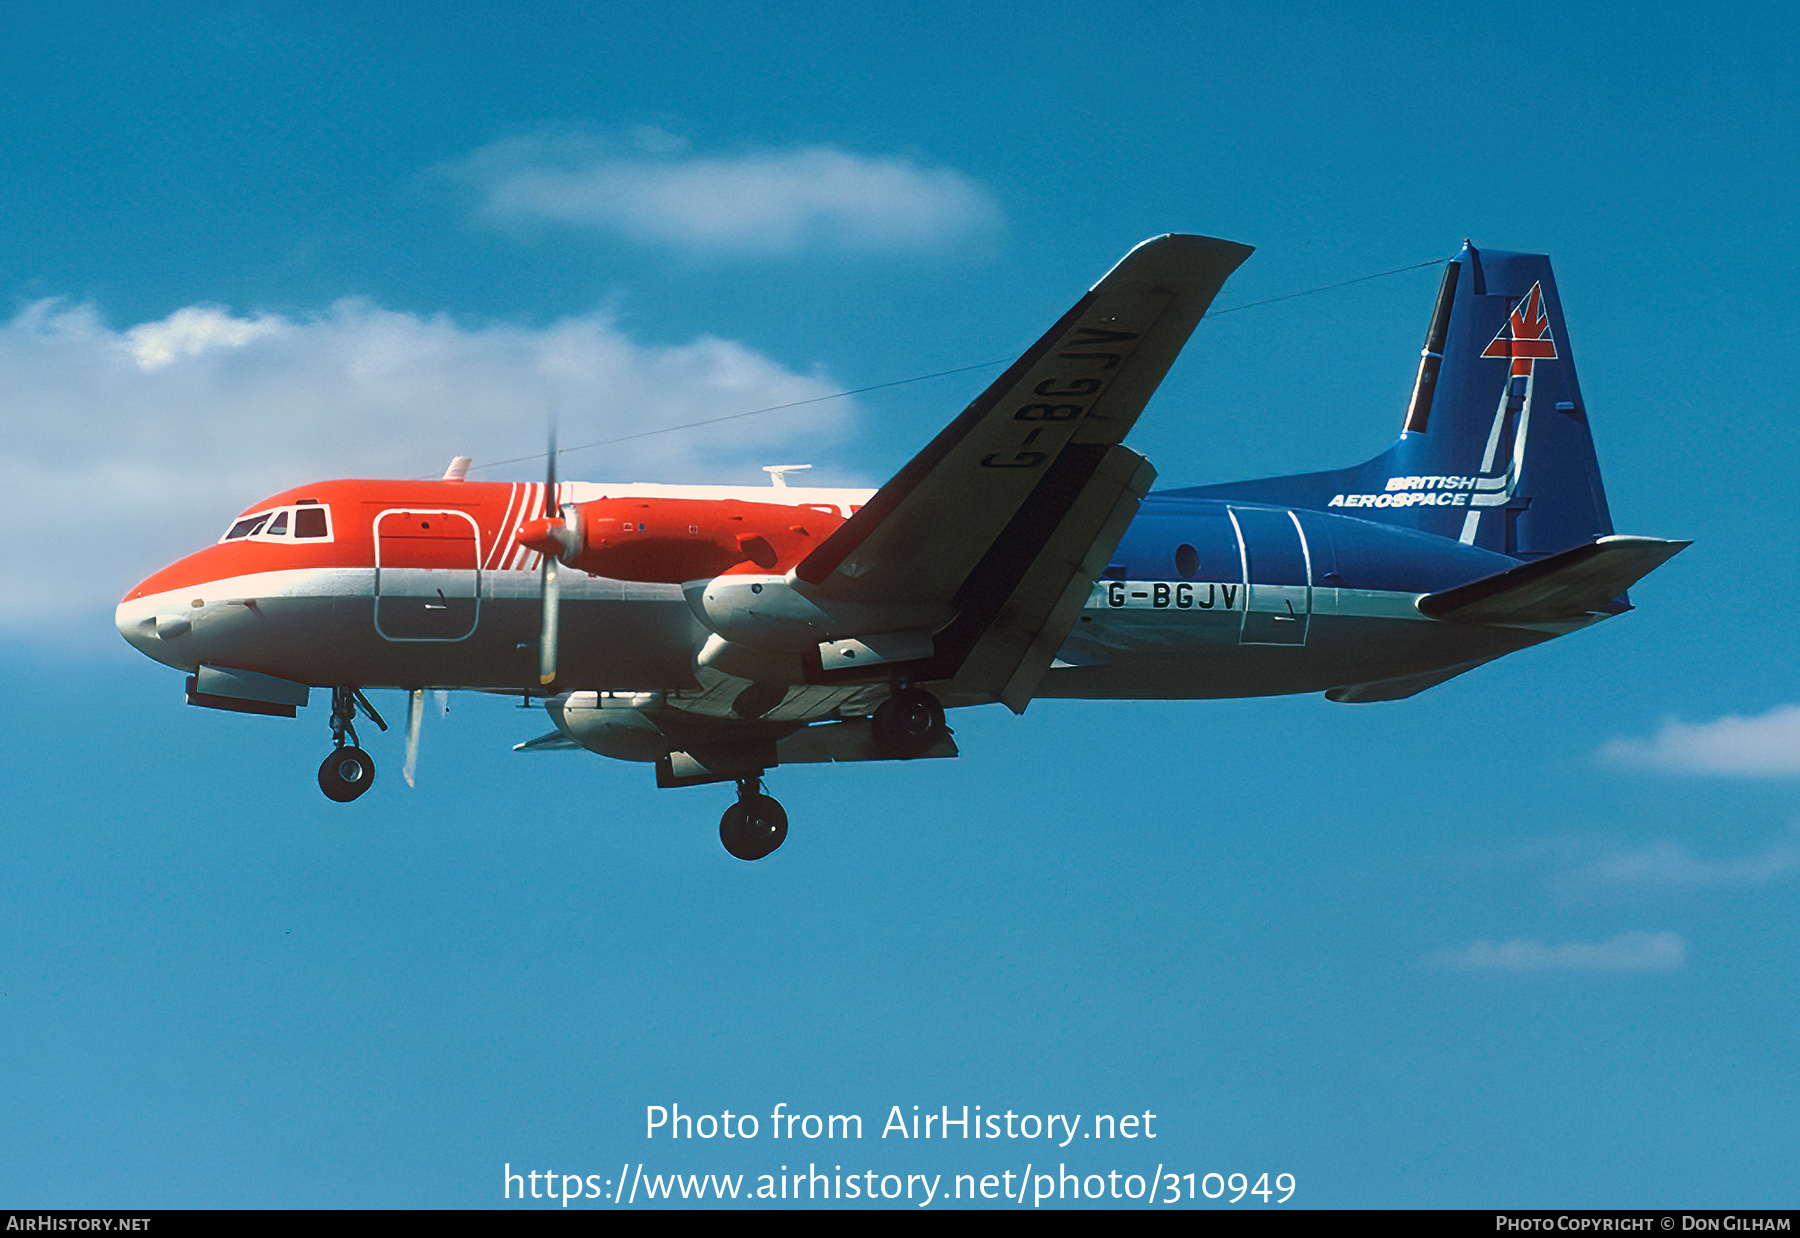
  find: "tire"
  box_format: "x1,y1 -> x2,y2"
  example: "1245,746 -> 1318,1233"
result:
318,746 -> 375,802
871,688 -> 946,759
719,794 -> 788,860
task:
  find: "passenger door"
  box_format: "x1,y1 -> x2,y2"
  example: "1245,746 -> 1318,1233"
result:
1231,506 -> 1311,645
374,509 -> 481,641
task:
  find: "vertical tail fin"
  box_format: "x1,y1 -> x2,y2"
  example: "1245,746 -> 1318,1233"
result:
1177,243 -> 1615,559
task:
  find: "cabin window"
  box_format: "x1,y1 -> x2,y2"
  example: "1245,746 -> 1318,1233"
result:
1174,542 -> 1200,581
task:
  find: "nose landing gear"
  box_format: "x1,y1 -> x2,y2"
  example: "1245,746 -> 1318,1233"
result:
317,686 -> 385,802
318,746 -> 375,801
719,776 -> 788,861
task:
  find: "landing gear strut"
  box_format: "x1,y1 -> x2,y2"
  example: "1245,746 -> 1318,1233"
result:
318,686 -> 382,802
871,685 -> 947,759
719,776 -> 788,861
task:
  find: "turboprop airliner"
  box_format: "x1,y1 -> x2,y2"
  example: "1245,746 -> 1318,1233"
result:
116,235 -> 1687,860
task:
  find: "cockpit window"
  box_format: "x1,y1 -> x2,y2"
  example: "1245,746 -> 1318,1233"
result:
220,504 -> 333,543
225,514 -> 270,540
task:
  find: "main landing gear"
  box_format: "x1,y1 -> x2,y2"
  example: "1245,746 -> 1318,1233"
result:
871,685 -> 948,760
318,686 -> 385,803
719,777 -> 788,861
711,685 -> 948,861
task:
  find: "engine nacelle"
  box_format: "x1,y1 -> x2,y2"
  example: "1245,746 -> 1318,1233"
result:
521,497 -> 844,584
685,574 -> 951,655
546,692 -> 675,763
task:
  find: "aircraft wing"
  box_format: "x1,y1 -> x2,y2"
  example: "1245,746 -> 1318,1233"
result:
796,233 -> 1252,708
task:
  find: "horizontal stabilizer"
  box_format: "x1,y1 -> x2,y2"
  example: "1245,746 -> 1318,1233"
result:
1417,535 -> 1689,623
1326,659 -> 1490,703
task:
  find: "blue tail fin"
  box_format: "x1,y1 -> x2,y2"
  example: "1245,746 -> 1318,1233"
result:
1173,244 -> 1615,559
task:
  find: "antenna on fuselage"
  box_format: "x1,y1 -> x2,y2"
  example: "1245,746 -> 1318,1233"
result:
763,464 -> 811,488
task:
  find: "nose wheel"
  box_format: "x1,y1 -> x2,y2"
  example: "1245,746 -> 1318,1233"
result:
317,686 -> 384,802
719,777 -> 787,861
319,746 -> 375,801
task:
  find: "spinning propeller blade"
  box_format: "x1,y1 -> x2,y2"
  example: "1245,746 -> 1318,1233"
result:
540,559 -> 561,686
538,418 -> 561,687
402,688 -> 424,787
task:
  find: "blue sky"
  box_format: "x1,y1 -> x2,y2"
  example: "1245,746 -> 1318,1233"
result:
3,1 -> 1798,1209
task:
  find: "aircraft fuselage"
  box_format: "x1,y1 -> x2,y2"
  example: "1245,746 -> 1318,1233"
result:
116,477 -> 1573,706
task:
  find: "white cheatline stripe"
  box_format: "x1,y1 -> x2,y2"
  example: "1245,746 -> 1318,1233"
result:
510,483 -> 544,572
484,482 -> 521,571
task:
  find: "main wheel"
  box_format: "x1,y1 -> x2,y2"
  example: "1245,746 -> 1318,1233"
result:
719,794 -> 788,861
318,746 -> 376,802
871,688 -> 946,759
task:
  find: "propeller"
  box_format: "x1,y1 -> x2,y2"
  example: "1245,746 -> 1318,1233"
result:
401,690 -> 448,789
403,688 -> 424,787
539,419 -> 561,686
515,416 -> 575,689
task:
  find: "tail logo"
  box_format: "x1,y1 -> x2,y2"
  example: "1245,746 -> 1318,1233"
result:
1481,282 -> 1557,378
1457,282 -> 1558,545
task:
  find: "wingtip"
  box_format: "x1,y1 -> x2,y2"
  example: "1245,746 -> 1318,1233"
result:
1092,234 -> 1255,292
1598,534 -> 1694,553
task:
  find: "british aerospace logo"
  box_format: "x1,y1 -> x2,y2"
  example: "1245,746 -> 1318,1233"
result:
1329,475 -> 1478,509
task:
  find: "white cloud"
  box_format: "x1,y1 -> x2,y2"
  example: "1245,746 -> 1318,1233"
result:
0,297 -> 857,638
1582,829 -> 1800,888
449,129 -> 1001,255
123,305 -> 282,371
1601,705 -> 1800,776
1433,931 -> 1686,973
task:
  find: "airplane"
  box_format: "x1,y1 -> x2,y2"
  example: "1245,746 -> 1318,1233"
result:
116,234 -> 1688,860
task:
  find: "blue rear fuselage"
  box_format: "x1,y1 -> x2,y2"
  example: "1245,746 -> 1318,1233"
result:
1042,493 -> 1548,699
